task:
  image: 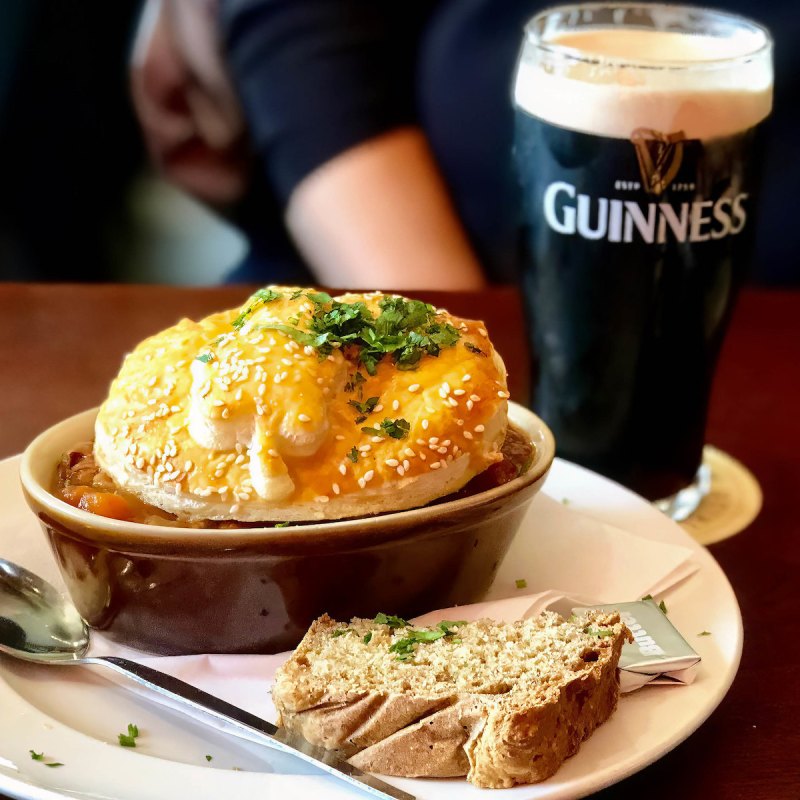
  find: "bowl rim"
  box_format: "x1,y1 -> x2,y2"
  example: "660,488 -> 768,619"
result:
20,402 -> 555,544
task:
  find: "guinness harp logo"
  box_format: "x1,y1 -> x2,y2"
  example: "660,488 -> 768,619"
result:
631,128 -> 686,196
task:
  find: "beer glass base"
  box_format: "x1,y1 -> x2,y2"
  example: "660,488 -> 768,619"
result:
653,460 -> 712,522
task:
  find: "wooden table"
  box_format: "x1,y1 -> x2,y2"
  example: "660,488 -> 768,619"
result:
0,283 -> 797,799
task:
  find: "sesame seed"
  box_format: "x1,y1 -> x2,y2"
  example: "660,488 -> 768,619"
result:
397,466 -> 405,476
447,397 -> 459,407
281,357 -> 292,366
462,374 -> 471,382
374,404 -> 384,413
419,452 -> 427,461
267,448 -> 279,458
280,372 -> 289,381
425,406 -> 436,414
274,374 -> 283,384
478,327 -> 488,336
364,470 -> 375,482
456,419 -> 464,426
402,459 -> 410,470
147,376 -> 157,387
466,400 -> 474,411
298,413 -> 311,422
184,460 -> 193,471
429,437 -> 440,445
221,407 -> 230,418
421,419 -> 430,430
315,495 -> 330,503
335,434 -> 346,441
404,448 -> 416,458
498,390 -> 509,398
439,459 -> 448,469
258,384 -> 266,396
135,457 -> 145,469
235,388 -> 243,401
392,399 -> 400,411
358,477 -> 367,489
442,439 -> 451,446
463,431 -> 474,440
430,462 -> 441,470
437,446 -> 448,455
211,398 -> 225,407
386,459 -> 400,467
474,424 -> 485,432
453,388 -> 466,396
408,384 -> 420,393
359,444 -> 372,453
470,394 -> 481,402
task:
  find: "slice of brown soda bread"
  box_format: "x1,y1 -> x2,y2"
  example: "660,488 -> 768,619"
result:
272,610 -> 631,788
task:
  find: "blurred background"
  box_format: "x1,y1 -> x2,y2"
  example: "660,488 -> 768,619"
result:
0,0 -> 245,285
0,0 -> 796,287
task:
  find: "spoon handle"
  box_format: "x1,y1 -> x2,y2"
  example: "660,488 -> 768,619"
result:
86,656 -> 414,800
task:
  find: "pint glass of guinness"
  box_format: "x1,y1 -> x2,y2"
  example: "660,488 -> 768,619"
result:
513,4 -> 773,516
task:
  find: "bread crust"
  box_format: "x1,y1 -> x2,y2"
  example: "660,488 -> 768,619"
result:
272,612 -> 630,788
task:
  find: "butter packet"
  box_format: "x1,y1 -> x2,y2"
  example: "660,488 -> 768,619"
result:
574,599 -> 701,692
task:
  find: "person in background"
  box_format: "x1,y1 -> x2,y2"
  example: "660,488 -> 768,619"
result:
132,0 -> 798,290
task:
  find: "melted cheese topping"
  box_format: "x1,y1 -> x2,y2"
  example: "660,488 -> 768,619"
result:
94,288 -> 509,522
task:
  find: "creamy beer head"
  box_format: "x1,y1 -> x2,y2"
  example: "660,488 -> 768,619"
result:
515,10 -> 773,140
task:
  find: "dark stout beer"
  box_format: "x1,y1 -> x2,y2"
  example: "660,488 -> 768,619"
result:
513,8 -> 773,500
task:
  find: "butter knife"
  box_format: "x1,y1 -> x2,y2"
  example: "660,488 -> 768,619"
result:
81,656 -> 415,800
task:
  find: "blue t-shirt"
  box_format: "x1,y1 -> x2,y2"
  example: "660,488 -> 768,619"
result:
220,0 -> 798,285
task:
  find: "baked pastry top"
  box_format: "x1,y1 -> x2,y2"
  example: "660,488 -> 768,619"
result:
94,287 -> 509,522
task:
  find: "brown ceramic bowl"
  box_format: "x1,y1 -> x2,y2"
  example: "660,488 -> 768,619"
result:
19,403 -> 555,655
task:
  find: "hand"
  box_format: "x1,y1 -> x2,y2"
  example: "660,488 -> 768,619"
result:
130,0 -> 249,207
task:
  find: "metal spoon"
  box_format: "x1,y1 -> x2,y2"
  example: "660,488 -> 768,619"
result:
0,558 -> 413,800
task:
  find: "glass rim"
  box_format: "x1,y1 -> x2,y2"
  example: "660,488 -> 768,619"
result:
525,2 -> 773,72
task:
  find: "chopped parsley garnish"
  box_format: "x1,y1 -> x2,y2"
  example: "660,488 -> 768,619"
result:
515,578 -> 528,589
331,629 -> 350,638
349,396 -> 380,423
363,632 -> 372,644
642,595 -> 668,614
29,751 -> 63,767
287,315 -> 300,326
118,723 -> 140,748
232,288 -> 282,330
388,620 -> 466,661
259,295 -> 460,375
195,352 -> 214,364
464,342 -> 486,356
347,447 -> 359,463
373,612 -> 409,629
361,418 -> 410,440
306,291 -> 332,305
205,754 -> 213,762
561,497 -> 571,505
583,626 -> 615,638
698,631 -> 712,637
273,522 -> 291,528
344,371 -> 366,395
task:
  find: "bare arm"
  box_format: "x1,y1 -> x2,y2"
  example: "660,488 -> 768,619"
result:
286,128 -> 486,290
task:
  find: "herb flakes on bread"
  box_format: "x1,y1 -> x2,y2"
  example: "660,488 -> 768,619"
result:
272,611 -> 631,789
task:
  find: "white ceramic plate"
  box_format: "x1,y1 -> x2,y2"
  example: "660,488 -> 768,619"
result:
0,454 -> 741,800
